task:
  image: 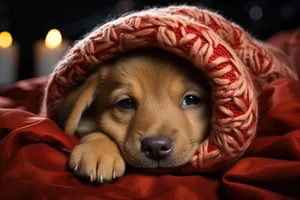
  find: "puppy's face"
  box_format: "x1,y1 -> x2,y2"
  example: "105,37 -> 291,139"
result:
93,50 -> 211,170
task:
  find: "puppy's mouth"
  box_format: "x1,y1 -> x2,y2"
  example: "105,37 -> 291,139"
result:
121,139 -> 199,171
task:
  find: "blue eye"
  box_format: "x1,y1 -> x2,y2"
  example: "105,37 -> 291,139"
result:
117,98 -> 136,109
182,95 -> 201,107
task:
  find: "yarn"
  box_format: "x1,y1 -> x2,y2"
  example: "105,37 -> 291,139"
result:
40,5 -> 298,173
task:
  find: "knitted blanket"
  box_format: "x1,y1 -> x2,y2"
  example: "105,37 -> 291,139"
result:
40,5 -> 298,173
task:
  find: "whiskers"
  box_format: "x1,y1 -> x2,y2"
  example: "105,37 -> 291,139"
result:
185,138 -> 200,146
169,138 -> 200,166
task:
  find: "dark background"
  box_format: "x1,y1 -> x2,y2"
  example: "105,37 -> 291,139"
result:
1,0 -> 300,81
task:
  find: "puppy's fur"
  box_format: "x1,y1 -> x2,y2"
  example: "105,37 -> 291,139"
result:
55,48 -> 212,183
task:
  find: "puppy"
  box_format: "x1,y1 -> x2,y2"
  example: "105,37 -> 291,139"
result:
54,48 -> 212,183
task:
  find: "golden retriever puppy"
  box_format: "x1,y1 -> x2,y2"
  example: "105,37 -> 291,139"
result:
54,48 -> 212,183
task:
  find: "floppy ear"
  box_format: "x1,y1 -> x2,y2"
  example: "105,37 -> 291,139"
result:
65,77 -> 101,136
56,73 -> 102,136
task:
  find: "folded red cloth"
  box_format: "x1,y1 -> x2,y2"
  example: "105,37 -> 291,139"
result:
0,77 -> 299,200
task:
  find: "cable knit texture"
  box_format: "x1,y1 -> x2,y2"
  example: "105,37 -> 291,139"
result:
40,5 -> 298,173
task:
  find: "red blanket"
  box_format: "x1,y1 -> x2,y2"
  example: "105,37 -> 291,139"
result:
1,31 -> 300,199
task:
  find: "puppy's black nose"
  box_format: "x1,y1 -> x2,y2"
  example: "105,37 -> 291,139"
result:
141,137 -> 173,160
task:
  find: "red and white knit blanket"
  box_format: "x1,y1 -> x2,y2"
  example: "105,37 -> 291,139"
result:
40,5 -> 298,173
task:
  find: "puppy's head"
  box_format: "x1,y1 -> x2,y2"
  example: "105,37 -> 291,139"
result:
58,48 -> 212,171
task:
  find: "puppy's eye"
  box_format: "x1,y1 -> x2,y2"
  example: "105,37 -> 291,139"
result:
117,98 -> 136,109
182,95 -> 201,107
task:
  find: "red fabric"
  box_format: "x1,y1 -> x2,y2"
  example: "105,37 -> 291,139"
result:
0,78 -> 300,200
1,29 -> 300,199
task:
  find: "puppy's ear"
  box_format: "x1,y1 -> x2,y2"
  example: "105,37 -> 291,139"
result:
65,76 -> 101,136
64,74 -> 102,136
55,72 -> 102,136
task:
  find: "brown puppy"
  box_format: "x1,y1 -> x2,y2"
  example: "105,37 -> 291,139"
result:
55,48 -> 212,183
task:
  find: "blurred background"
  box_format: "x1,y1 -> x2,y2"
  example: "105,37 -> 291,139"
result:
0,0 -> 299,85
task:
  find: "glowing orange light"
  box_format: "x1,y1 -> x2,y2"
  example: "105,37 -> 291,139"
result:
0,31 -> 13,48
45,29 -> 62,49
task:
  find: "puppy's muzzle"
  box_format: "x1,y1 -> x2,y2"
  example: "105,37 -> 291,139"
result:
141,137 -> 173,160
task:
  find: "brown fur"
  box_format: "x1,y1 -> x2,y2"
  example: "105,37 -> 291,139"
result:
55,48 -> 212,183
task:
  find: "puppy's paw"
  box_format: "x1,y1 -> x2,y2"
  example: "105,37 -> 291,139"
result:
68,141 -> 126,183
